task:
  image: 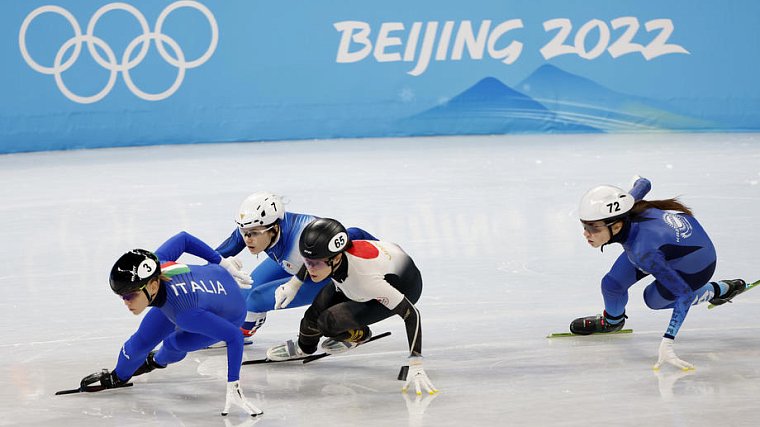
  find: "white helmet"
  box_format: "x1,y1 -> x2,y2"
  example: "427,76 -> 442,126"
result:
236,192 -> 285,228
579,185 -> 634,222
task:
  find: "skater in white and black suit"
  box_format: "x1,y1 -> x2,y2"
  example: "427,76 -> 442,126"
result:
267,218 -> 438,395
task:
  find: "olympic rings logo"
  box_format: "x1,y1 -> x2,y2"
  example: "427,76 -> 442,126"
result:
19,1 -> 218,104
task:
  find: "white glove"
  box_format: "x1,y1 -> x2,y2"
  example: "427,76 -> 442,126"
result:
220,257 -> 253,289
401,356 -> 439,396
274,276 -> 303,309
653,337 -> 695,371
222,380 -> 263,417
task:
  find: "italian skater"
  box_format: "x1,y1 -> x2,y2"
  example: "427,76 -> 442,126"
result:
75,232 -> 262,416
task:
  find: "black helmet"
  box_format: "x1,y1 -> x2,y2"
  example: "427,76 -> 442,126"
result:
299,218 -> 350,259
109,249 -> 161,295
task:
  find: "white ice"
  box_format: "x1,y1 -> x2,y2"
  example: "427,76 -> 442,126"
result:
1,133 -> 759,427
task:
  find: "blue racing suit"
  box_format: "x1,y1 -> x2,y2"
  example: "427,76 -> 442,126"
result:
216,212 -> 376,331
601,179 -> 717,339
114,232 -> 246,382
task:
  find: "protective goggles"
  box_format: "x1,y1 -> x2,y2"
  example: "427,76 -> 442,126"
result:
581,221 -> 611,234
119,283 -> 148,302
303,257 -> 330,269
239,225 -> 275,238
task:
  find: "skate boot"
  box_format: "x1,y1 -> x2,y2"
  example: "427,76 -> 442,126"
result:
321,327 -> 372,354
132,351 -> 165,377
266,339 -> 308,361
569,311 -> 626,335
709,279 -> 747,306
240,326 -> 257,345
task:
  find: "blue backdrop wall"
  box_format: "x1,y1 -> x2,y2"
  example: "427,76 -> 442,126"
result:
2,0 -> 759,153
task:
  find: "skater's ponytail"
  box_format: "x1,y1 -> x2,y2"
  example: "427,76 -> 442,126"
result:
630,198 -> 693,217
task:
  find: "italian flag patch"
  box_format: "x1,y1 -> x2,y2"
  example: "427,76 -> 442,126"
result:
161,261 -> 190,278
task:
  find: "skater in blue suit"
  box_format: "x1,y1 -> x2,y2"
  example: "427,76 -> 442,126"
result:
570,177 -> 750,370
215,192 -> 376,338
77,231 -> 262,417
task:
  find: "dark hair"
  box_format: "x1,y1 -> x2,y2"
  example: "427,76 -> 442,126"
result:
630,198 -> 693,217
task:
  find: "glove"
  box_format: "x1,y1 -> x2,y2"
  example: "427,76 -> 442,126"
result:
80,369 -> 126,390
220,257 -> 253,289
401,356 -> 439,396
653,337 -> 695,371
222,380 -> 263,417
274,276 -> 303,309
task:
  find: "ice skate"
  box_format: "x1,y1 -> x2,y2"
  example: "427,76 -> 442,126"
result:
569,313 -> 625,335
321,327 -> 372,354
132,351 -> 164,377
266,339 -> 308,361
709,279 -> 747,306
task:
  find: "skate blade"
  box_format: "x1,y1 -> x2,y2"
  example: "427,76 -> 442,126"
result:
547,329 -> 633,338
707,279 -> 759,309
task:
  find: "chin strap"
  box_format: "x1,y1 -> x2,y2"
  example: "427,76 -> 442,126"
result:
142,287 -> 154,303
600,224 -> 615,253
264,222 -> 282,251
326,256 -> 339,274
600,217 -> 631,252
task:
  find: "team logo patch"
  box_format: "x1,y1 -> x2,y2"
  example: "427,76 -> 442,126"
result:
663,212 -> 692,242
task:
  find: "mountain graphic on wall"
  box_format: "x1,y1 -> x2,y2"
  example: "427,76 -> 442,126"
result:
516,64 -> 710,132
401,64 -> 710,135
400,75 -> 598,135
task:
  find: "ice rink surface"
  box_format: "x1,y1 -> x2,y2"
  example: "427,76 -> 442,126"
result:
1,133 -> 759,427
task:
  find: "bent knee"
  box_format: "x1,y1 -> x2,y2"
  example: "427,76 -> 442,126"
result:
601,274 -> 629,295
317,311 -> 345,337
643,284 -> 673,310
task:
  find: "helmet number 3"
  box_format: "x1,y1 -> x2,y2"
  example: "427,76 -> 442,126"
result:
606,201 -> 621,213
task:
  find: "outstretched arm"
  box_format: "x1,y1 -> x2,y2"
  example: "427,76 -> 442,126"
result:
155,231 -> 223,264
629,176 -> 651,201
637,250 -> 693,339
155,233 -> 251,287
391,297 -> 438,395
638,250 -> 697,370
215,228 -> 247,258
391,297 -> 423,357
174,309 -> 263,416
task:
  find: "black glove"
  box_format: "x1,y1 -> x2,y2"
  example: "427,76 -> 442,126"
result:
80,369 -> 126,390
